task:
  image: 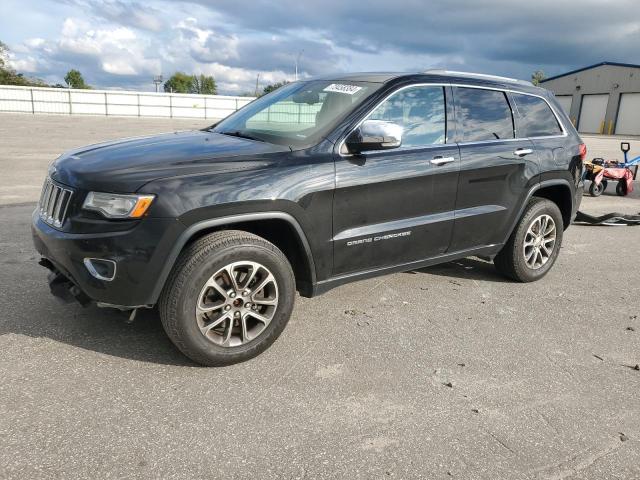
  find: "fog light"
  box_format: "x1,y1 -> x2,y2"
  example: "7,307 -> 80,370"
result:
84,258 -> 117,281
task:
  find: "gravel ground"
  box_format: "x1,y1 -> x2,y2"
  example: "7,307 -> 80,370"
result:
1,113 -> 639,479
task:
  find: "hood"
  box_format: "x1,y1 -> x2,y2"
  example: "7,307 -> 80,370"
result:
49,130 -> 290,192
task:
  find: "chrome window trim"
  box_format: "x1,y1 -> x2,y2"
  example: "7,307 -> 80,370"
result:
449,83 -> 568,141
337,82 -> 568,156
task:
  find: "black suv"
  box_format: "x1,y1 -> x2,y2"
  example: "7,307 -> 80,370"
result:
32,71 -> 585,365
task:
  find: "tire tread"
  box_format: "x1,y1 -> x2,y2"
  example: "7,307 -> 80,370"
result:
159,230 -> 293,366
494,197 -> 563,282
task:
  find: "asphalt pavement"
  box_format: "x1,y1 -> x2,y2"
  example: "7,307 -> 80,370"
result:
1,113 -> 639,479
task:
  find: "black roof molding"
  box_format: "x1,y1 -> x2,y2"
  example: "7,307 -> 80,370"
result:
541,61 -> 640,83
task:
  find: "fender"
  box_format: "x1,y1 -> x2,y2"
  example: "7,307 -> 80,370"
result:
502,179 -> 574,244
147,211 -> 317,304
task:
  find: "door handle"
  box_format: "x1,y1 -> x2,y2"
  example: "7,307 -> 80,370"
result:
514,148 -> 534,157
430,156 -> 455,166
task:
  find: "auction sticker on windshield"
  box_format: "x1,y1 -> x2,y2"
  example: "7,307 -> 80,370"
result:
323,84 -> 362,95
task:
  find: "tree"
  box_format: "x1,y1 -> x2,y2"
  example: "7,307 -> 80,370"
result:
164,72 -> 217,94
192,74 -> 217,95
164,72 -> 192,93
64,69 -> 90,89
531,70 -> 546,86
0,41 -> 7,68
262,81 -> 289,96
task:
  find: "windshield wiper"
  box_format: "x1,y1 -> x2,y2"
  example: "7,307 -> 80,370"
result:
217,130 -> 265,142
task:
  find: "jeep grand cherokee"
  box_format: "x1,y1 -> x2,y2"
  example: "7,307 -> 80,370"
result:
32,71 -> 585,365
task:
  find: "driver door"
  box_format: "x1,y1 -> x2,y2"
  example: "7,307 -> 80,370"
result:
332,85 -> 460,275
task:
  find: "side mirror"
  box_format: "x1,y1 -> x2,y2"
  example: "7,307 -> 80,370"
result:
345,120 -> 402,154
621,142 -> 631,153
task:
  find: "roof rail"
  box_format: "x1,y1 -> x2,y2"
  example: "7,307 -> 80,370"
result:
423,69 -> 533,86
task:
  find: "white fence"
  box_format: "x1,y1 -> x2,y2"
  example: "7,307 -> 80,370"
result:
0,85 -> 255,120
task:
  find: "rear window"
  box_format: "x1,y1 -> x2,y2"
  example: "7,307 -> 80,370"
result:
512,93 -> 563,138
456,88 -> 514,142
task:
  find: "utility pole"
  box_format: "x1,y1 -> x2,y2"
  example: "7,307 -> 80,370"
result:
255,73 -> 260,96
294,50 -> 304,81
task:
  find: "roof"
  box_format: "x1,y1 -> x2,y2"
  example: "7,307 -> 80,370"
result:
541,61 -> 640,83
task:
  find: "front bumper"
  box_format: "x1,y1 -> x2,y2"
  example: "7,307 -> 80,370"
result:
31,209 -> 184,307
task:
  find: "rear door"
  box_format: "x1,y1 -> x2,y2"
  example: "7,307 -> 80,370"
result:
510,91 -> 568,185
332,84 -> 459,275
449,86 -> 538,252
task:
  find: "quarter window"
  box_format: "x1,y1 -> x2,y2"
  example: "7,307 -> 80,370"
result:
456,88 -> 514,142
512,93 -> 563,137
368,86 -> 446,147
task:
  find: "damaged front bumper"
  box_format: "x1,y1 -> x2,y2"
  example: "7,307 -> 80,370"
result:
31,208 -> 182,309
39,257 -> 92,306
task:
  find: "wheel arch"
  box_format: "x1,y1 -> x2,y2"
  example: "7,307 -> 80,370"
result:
502,179 -> 574,247
149,212 -> 317,304
531,181 -> 573,229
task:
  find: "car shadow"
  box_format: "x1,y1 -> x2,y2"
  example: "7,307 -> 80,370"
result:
409,257 -> 511,283
1,296 -> 199,367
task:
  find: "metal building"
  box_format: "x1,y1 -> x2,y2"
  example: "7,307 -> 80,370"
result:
540,62 -> 640,135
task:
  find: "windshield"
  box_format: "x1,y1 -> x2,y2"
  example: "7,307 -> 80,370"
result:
212,80 -> 381,149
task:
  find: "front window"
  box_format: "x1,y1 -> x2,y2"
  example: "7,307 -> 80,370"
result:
212,80 -> 381,148
368,86 -> 446,147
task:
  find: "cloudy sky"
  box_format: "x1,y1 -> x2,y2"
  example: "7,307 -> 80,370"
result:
1,0 -> 639,94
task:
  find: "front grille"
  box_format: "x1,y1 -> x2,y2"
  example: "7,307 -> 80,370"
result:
39,178 -> 73,228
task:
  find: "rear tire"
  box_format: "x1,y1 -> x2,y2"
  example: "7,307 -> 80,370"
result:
159,230 -> 295,366
494,198 -> 563,282
616,180 -> 627,196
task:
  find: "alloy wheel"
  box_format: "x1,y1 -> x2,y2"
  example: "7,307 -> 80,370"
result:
523,214 -> 556,269
195,261 -> 279,347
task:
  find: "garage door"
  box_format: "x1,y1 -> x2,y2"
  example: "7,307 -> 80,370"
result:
615,93 -> 640,135
555,95 -> 572,115
578,94 -> 609,133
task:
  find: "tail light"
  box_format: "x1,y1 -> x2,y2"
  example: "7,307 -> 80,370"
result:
579,143 -> 587,161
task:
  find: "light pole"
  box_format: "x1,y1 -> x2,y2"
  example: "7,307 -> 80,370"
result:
294,50 -> 304,81
153,75 -> 163,93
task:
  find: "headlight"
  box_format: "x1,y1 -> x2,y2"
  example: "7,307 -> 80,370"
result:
83,192 -> 155,219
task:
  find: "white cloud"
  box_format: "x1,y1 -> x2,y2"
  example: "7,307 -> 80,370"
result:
53,17 -> 160,76
8,0 -> 638,94
25,38 -> 46,48
173,17 -> 239,64
8,56 -> 40,72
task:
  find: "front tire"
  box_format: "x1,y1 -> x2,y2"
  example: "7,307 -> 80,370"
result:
159,230 -> 295,366
494,198 -> 563,282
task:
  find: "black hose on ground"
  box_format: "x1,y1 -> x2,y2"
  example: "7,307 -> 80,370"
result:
574,211 -> 640,226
